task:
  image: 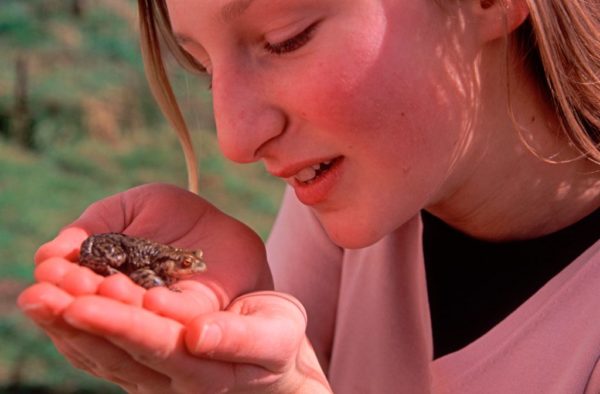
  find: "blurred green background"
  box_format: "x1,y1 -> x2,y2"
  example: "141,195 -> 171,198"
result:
0,0 -> 284,392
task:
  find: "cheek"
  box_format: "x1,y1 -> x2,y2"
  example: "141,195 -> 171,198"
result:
294,61 -> 392,140
296,49 -> 457,166
288,54 -> 468,248
277,10 -> 476,247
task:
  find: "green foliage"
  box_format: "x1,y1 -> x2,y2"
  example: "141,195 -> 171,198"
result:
0,2 -> 286,391
0,2 -> 45,47
0,131 -> 284,391
81,6 -> 142,65
0,312 -> 124,393
0,0 -> 169,152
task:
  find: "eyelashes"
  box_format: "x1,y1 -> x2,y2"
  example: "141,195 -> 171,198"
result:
178,20 -> 321,90
264,21 -> 320,55
177,50 -> 213,89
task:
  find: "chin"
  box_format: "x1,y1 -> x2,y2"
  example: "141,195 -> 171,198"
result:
319,218 -> 388,250
315,207 -> 419,250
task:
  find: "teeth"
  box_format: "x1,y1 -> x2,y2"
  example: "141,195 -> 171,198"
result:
295,167 -> 317,182
294,161 -> 333,183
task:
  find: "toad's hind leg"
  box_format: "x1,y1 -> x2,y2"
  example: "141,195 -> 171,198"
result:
129,268 -> 166,289
86,264 -> 120,277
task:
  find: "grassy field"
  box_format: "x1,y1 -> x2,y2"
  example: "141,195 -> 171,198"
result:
0,129 -> 285,392
0,2 -> 290,391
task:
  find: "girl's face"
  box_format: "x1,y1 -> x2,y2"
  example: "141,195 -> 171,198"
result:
168,0 -> 483,248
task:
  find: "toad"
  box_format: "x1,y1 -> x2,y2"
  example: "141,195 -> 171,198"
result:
79,232 -> 206,289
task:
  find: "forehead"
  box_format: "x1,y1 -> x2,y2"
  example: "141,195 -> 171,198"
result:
166,0 -> 255,24
165,0 -> 334,32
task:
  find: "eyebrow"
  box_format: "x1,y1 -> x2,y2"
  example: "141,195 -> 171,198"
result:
221,0 -> 256,22
173,0 -> 256,46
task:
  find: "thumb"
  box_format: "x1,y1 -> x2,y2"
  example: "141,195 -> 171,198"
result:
34,227 -> 90,264
185,291 -> 307,372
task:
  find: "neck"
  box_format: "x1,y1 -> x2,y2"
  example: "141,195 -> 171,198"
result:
427,46 -> 600,241
428,154 -> 600,242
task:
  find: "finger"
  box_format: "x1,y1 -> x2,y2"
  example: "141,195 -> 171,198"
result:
186,291 -> 308,372
19,283 -> 109,373
34,192 -> 133,266
97,273 -> 145,306
18,282 -> 74,324
143,280 -> 224,324
63,295 -> 185,351
34,227 -> 89,264
19,284 -> 171,392
60,265 -> 104,296
62,295 -> 205,379
52,330 -> 172,392
34,257 -> 103,295
34,257 -> 79,284
18,284 -> 111,380
19,287 -> 97,372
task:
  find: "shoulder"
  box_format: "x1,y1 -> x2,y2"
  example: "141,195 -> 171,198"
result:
433,238 -> 600,394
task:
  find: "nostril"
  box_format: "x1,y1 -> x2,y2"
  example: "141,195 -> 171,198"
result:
215,103 -> 287,164
254,112 -> 289,159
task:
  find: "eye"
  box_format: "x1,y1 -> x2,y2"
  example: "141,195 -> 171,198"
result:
264,21 -> 320,55
188,65 -> 212,91
181,257 -> 192,267
191,62 -> 213,91
175,45 -> 213,90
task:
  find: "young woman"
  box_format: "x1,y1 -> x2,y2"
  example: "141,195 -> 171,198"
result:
19,0 -> 600,392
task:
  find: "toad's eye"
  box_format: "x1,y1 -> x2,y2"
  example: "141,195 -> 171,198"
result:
181,258 -> 192,267
264,21 -> 320,55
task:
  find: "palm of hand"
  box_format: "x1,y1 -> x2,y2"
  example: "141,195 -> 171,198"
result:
45,183 -> 273,298
18,184 -> 329,393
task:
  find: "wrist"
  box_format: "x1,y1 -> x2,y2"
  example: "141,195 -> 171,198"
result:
288,338 -> 332,394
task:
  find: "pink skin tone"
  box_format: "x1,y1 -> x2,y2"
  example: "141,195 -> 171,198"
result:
19,183 -> 328,392
177,0 -> 466,248
17,0 -> 600,392
171,0 -> 600,247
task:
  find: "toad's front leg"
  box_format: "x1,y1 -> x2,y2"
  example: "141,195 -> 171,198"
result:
129,268 -> 167,289
81,261 -> 122,277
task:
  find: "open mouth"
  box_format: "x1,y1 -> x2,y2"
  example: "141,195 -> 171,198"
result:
294,159 -> 337,184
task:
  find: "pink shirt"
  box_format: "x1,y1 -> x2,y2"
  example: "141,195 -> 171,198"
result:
267,188 -> 600,393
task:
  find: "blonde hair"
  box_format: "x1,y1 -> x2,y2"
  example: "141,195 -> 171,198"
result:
524,1 -> 600,162
138,0 -> 203,193
137,0 -> 600,192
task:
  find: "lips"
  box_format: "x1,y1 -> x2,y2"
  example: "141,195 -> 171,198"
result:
288,157 -> 343,205
267,156 -> 343,205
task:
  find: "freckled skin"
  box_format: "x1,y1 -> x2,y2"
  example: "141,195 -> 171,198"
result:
79,233 -> 207,289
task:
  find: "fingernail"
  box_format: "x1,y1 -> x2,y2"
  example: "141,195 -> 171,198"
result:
20,304 -> 56,324
197,323 -> 222,352
62,313 -> 83,329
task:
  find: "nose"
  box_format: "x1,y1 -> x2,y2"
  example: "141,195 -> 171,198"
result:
211,66 -> 286,163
